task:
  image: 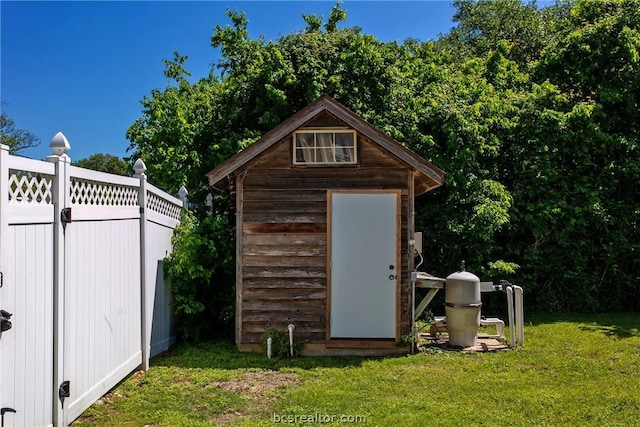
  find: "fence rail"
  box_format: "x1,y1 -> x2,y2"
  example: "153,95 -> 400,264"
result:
0,135 -> 184,427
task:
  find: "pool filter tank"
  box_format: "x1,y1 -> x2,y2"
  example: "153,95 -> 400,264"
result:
445,270 -> 482,347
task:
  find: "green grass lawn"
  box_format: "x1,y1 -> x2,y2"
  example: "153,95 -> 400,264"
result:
75,313 -> 639,426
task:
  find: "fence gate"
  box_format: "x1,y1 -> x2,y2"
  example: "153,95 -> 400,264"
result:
0,155 -> 56,427
0,140 -> 182,426
61,167 -> 145,424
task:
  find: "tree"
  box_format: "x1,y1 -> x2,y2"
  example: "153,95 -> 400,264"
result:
128,0 -> 640,339
73,153 -> 132,176
525,0 -> 640,310
0,110 -> 40,154
439,0 -> 570,69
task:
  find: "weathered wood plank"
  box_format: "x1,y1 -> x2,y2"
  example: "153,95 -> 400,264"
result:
243,299 -> 326,311
235,175 -> 244,344
243,175 -> 408,190
245,167 -> 407,180
243,200 -> 326,213
243,331 -> 325,344
243,312 -> 325,322
244,190 -> 327,202
244,222 -> 327,234
243,212 -> 326,223
244,245 -> 326,257
244,289 -> 326,300
243,266 -> 327,278
243,234 -> 326,246
243,255 -> 326,268
243,278 -> 326,289
244,323 -> 325,334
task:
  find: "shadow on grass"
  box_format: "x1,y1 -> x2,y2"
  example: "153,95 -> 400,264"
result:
151,340 -> 378,371
529,312 -> 640,339
578,322 -> 640,339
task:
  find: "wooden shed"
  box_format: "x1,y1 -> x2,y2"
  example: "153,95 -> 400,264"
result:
207,96 -> 444,355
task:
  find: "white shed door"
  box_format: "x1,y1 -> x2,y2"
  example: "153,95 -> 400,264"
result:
329,192 -> 399,339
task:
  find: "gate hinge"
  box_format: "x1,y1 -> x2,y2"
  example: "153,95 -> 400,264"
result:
61,207 -> 72,224
0,310 -> 12,332
1,407 -> 17,426
59,380 -> 71,398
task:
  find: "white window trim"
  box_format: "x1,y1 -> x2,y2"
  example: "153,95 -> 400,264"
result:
293,129 -> 358,165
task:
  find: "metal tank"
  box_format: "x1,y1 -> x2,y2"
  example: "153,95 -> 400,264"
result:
445,270 -> 482,347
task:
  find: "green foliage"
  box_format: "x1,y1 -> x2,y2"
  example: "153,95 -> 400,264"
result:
487,260 -> 520,276
442,0 -> 571,69
261,327 -> 302,359
164,209 -> 235,341
72,153 -> 132,175
128,0 -> 640,327
0,110 -> 40,154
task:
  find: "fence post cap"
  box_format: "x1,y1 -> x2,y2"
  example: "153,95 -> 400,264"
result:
49,132 -> 70,156
133,158 -> 147,176
178,186 -> 188,198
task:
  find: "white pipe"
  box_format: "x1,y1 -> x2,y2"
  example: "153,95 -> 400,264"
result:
267,337 -> 272,359
506,286 -> 515,348
513,285 -> 524,346
411,272 -> 416,354
287,324 -> 295,357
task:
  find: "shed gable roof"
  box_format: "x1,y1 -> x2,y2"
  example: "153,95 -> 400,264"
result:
206,95 -> 444,194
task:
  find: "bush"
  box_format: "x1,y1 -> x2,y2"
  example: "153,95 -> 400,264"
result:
261,327 -> 302,359
164,210 -> 235,342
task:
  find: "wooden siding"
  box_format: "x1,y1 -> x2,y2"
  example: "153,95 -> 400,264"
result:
237,134 -> 413,345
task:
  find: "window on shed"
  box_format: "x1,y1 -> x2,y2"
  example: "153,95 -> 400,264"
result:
293,130 -> 357,165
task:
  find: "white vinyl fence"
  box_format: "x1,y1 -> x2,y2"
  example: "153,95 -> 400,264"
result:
0,135 -> 183,426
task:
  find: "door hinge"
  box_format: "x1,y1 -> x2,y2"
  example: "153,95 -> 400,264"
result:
0,271 -> 3,288
61,207 -> 72,224
59,380 -> 71,398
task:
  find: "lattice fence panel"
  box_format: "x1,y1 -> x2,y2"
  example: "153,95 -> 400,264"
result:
8,170 -> 53,204
70,178 -> 138,206
147,191 -> 182,221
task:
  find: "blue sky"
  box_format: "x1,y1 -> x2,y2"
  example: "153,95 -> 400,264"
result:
2,1 -> 459,161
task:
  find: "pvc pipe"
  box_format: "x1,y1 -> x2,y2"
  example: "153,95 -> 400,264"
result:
513,285 -> 524,346
411,273 -> 416,354
506,286 -> 515,348
287,324 -> 295,357
267,337 -> 272,359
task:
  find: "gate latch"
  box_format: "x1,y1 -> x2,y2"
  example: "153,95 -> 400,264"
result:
59,380 -> 71,398
61,207 -> 72,224
0,310 -> 12,332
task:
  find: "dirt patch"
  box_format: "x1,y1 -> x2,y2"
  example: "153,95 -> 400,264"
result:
211,370 -> 300,424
